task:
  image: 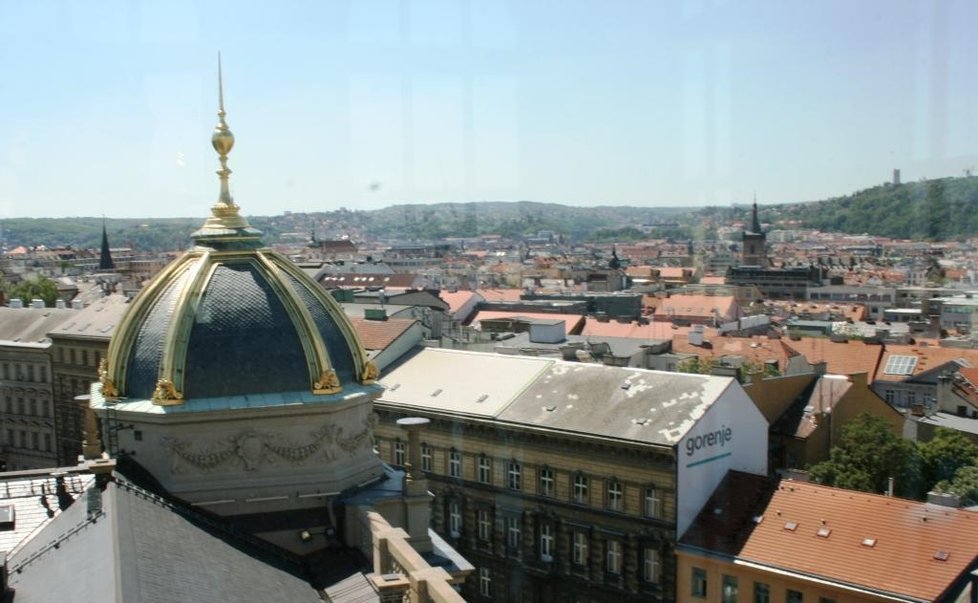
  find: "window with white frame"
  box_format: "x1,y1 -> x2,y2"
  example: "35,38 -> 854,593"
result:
606,539 -> 622,575
643,546 -> 660,583
421,443 -> 432,472
644,486 -> 661,518
478,509 -> 492,542
449,449 -> 461,478
506,516 -> 521,551
607,479 -> 623,511
479,567 -> 491,597
573,531 -> 589,566
449,500 -> 462,537
507,460 -> 522,490
393,440 -> 405,466
539,467 -> 555,497
539,522 -> 553,561
573,473 -> 589,504
478,455 -> 491,484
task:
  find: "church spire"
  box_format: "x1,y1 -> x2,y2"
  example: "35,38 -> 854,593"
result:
98,218 -> 114,271
191,53 -> 262,249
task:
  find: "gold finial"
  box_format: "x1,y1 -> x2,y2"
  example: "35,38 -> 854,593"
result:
212,52 -> 236,207
193,53 -> 261,245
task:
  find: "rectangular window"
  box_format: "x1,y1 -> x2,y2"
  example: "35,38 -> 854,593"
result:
786,590 -> 803,603
82,350 -> 89,366
507,461 -> 522,490
70,349 -> 76,365
644,486 -> 661,518
449,450 -> 461,478
539,467 -> 554,497
479,567 -> 491,598
44,433 -> 51,452
4,396 -> 10,413
506,516 -> 521,551
31,432 -> 39,450
6,430 -> 13,447
754,583 -> 770,603
421,444 -> 432,472
573,474 -> 589,504
692,567 -> 707,598
448,501 -> 462,536
908,391 -> 916,404
606,540 -> 622,575
607,480 -> 623,511
819,598 -> 836,603
27,365 -> 34,382
17,398 -> 24,415
539,523 -> 553,560
643,547 -> 659,583
477,510 -> 492,542
478,456 -> 491,484
1,364 -> 7,380
573,531 -> 588,566
722,575 -> 739,603
94,351 -> 101,370
393,440 -> 405,466
29,398 -> 36,416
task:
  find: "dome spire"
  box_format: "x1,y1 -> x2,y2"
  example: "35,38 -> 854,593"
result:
192,53 -> 263,248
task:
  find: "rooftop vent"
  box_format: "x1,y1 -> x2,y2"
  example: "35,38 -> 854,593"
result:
430,388 -> 442,397
0,505 -> 14,529
476,394 -> 488,403
861,538 -> 876,548
9,299 -> 23,309
933,550 -> 949,562
816,526 -> 831,538
30,298 -> 44,309
784,521 -> 798,531
387,383 -> 400,391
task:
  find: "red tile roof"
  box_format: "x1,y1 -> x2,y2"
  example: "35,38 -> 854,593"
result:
782,337 -> 883,376
350,317 -> 417,350
580,320 -> 695,341
681,471 -> 978,602
874,344 -> 978,382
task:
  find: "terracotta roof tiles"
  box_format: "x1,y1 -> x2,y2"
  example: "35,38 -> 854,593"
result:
681,471 -> 978,602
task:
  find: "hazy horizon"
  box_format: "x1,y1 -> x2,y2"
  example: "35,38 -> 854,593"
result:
2,0 -> 976,219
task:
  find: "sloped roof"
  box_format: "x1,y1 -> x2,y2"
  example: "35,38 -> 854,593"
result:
656,294 -> 737,319
782,337 -> 883,376
7,480 -> 321,602
0,470 -> 93,557
680,472 -> 978,602
672,335 -> 798,371
0,307 -> 76,346
378,348 -> 736,447
350,317 -> 418,351
471,311 -> 585,335
47,294 -> 130,341
437,290 -> 481,317
874,344 -> 978,383
580,319 -> 694,341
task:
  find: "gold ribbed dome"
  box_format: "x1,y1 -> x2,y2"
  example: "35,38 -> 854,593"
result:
98,58 -> 378,406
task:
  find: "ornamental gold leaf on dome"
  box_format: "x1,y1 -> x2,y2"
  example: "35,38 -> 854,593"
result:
153,378 -> 185,406
98,358 -> 118,399
314,369 -> 342,394
361,361 -> 380,384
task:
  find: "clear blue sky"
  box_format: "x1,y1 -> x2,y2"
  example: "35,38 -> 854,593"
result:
1,0 -> 976,218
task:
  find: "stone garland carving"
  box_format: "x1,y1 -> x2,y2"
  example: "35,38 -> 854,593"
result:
160,420 -> 373,474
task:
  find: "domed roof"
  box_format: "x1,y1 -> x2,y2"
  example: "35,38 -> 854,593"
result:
99,64 -> 377,406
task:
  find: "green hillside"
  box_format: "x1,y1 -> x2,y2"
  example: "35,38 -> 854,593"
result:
771,176 -> 978,240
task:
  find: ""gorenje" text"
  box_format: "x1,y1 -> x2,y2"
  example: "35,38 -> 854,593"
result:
685,426 -> 732,456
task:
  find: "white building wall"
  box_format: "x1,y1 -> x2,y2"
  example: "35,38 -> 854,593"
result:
675,381 -> 768,537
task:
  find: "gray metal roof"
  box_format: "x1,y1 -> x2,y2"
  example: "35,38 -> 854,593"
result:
47,294 -> 130,341
0,470 -> 93,557
7,480 -> 321,602
0,307 -> 76,346
378,348 -> 734,446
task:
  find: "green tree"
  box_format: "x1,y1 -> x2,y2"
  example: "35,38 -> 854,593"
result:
6,277 -> 60,307
919,428 -> 978,486
809,413 -> 921,498
935,464 -> 978,506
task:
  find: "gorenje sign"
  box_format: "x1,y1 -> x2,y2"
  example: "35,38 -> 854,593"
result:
684,425 -> 732,467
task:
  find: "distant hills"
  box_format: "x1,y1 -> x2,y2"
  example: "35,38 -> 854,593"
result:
3,176 -> 978,251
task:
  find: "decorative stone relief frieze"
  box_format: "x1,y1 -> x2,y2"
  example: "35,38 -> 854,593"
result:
160,417 -> 375,473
